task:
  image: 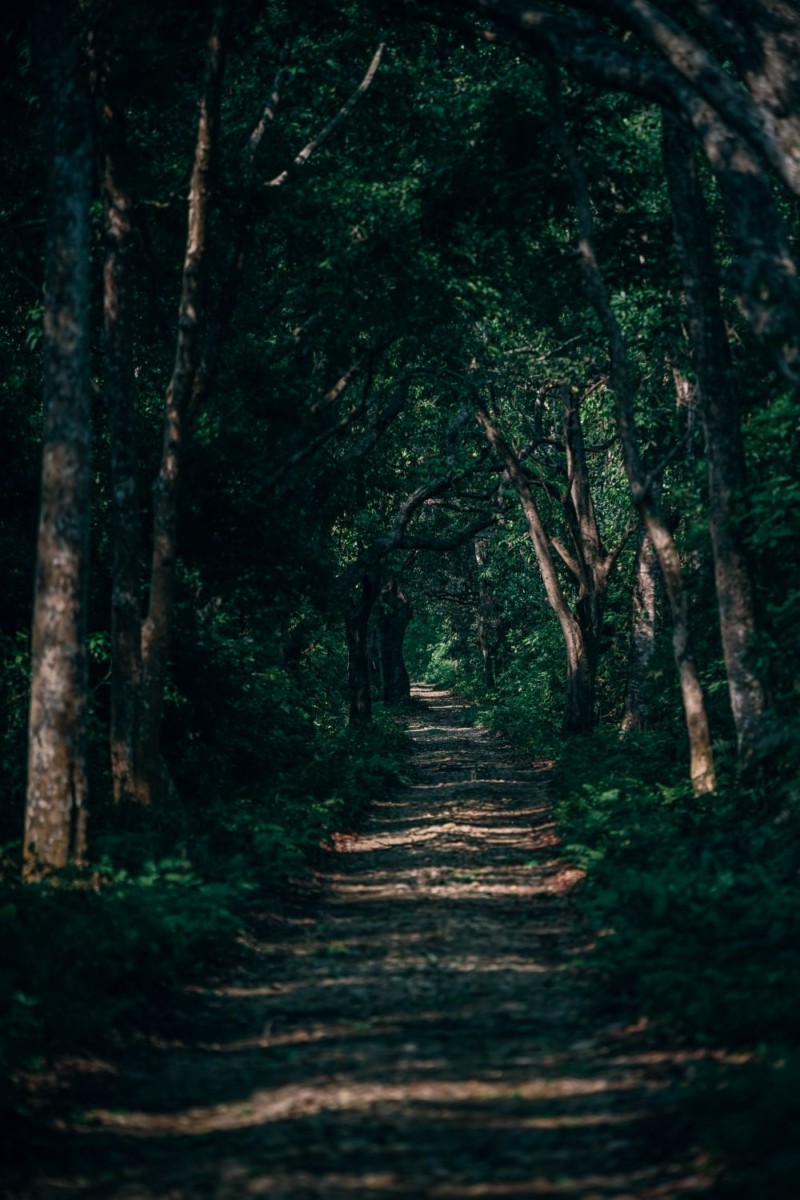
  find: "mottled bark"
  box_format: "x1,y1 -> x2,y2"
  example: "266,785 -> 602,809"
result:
139,7 -> 228,801
25,2 -> 93,876
550,77 -> 716,791
691,0 -> 800,187
100,92 -> 146,806
379,579 -> 412,703
436,1 -> 800,379
621,522 -> 659,734
663,113 -> 766,765
562,0 -> 800,199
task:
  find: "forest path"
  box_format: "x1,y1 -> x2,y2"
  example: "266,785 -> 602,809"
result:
15,686 -> 712,1199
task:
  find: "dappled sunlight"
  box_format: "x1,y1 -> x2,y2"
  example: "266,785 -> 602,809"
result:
82,1070 -> 665,1136
21,687 -> 711,1198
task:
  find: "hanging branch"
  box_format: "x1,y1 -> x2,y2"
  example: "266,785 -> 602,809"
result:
266,41 -> 386,189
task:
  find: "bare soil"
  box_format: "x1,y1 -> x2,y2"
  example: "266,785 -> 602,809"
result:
6,686 -> 716,1199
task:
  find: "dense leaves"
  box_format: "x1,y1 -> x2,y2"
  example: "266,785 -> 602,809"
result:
1,1 -> 799,1191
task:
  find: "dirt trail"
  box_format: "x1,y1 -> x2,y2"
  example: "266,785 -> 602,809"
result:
11,686 -> 712,1199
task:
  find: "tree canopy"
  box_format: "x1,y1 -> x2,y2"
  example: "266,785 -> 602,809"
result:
2,1 -> 800,1189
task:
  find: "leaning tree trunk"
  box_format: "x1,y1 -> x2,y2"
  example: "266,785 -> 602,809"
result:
138,7 -> 228,804
475,405 -> 596,733
550,75 -> 716,792
379,579 -> 412,703
100,92 -> 146,806
663,114 -> 767,768
25,2 -> 93,877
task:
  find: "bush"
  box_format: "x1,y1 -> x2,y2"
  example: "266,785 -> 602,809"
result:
0,709 -> 407,1116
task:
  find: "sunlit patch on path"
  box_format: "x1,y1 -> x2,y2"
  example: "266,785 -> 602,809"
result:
12,685 -> 715,1199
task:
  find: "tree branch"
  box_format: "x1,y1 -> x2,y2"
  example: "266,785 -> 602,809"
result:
266,40 -> 386,189
550,536 -> 582,581
395,514 -> 496,551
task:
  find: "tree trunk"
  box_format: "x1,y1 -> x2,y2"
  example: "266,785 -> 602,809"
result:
380,579 -> 412,703
475,405 -> 596,733
138,7 -> 228,803
663,113 -> 767,767
25,2 -> 93,877
621,521 -> 659,734
367,614 -> 384,696
100,92 -> 146,806
345,566 -> 380,724
474,535 -> 502,687
550,77 -> 716,791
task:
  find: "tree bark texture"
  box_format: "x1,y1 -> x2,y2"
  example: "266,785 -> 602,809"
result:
25,2 -> 93,876
100,92 -> 146,806
439,0 -> 800,379
663,113 -> 767,766
139,6 -> 228,802
549,76 -> 716,791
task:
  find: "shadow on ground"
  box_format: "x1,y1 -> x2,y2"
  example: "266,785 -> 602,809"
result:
6,686 -> 716,1199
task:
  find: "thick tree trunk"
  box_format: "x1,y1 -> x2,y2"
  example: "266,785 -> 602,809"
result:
663,114 -> 767,767
562,621 -> 597,734
139,8 -> 228,802
100,95 -> 146,806
25,3 -> 93,877
380,579 -> 412,703
621,521 -> 659,734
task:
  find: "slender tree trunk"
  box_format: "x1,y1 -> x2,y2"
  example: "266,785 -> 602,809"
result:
621,521 -> 659,733
100,93 -> 146,806
474,535 -> 502,688
380,579 -> 412,703
345,566 -> 380,724
138,7 -> 228,802
367,615 -> 384,696
550,76 -> 716,791
25,2 -> 93,877
475,405 -> 596,733
663,113 -> 767,767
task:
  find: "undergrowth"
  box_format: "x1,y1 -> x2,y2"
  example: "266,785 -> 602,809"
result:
0,711 -> 407,1118
550,727 -> 800,1198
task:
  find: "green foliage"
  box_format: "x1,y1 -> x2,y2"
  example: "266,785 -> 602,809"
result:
0,709 -> 406,1114
553,734 -> 800,1043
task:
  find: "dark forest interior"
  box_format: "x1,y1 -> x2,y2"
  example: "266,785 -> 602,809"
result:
3,2 -> 800,1196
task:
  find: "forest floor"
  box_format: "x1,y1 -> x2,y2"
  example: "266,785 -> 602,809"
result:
7,686 -> 718,1199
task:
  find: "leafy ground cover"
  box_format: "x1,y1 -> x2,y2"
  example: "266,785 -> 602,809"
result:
1,712 -> 408,1123
548,731 -> 800,1198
